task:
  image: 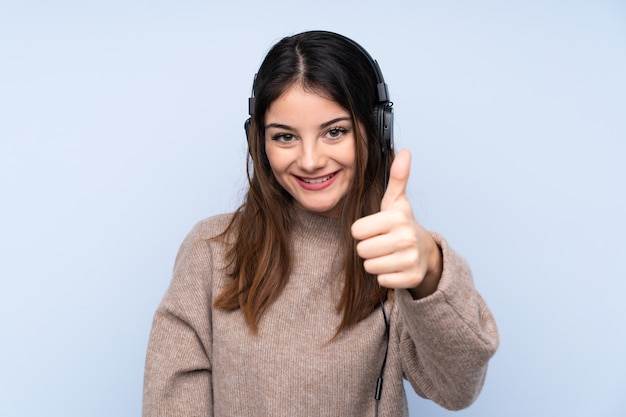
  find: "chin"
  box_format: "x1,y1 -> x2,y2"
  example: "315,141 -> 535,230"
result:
300,202 -> 341,217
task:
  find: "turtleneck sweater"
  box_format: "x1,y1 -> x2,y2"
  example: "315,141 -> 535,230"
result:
143,209 -> 499,416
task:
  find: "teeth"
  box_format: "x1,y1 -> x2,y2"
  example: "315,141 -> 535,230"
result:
301,173 -> 335,184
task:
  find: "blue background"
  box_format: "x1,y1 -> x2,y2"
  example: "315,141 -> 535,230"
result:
1,1 -> 624,416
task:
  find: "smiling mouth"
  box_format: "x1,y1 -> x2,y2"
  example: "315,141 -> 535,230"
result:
298,172 -> 337,184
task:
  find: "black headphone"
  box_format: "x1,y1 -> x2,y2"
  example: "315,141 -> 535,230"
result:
244,32 -> 394,170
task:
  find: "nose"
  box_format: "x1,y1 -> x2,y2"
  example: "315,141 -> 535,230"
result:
297,139 -> 326,172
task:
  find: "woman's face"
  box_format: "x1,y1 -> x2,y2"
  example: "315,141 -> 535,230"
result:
264,84 -> 357,217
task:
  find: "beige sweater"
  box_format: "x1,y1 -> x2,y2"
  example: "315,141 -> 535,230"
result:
143,209 -> 498,416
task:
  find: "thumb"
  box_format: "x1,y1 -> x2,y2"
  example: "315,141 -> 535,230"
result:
381,149 -> 411,211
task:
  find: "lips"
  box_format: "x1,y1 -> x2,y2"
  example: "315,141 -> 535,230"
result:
299,172 -> 336,184
295,171 -> 339,190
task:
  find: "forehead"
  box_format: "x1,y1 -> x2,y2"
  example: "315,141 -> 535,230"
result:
265,84 -> 350,126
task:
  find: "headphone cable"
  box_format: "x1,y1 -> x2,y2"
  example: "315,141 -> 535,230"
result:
375,299 -> 391,417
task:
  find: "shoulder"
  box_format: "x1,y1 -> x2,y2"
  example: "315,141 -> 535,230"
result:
173,212 -> 236,265
185,212 -> 236,242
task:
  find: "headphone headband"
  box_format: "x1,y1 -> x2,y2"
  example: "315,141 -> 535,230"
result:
337,34 -> 389,104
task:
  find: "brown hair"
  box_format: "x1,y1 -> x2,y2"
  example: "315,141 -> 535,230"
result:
214,31 -> 394,334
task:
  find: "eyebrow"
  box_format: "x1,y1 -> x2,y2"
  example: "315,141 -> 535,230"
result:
265,116 -> 352,131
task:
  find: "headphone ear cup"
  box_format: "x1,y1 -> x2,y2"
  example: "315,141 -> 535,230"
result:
244,117 -> 252,142
375,103 -> 394,190
375,104 -> 394,156
382,104 -> 393,154
244,117 -> 255,161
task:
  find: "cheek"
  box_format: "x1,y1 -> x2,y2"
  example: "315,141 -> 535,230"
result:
339,140 -> 358,172
264,144 -> 289,182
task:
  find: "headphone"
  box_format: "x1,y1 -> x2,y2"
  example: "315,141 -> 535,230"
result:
244,32 -> 394,177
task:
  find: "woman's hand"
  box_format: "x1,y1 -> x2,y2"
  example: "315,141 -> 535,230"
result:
351,149 -> 443,299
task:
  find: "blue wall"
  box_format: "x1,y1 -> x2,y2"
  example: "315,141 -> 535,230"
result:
1,1 -> 624,415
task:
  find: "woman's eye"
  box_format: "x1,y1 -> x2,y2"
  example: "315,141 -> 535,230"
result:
272,133 -> 296,143
326,127 -> 347,139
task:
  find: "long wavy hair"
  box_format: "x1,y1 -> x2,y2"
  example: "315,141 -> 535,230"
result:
214,31 -> 394,334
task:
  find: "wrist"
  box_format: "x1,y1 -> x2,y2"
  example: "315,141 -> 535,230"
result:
409,242 -> 443,300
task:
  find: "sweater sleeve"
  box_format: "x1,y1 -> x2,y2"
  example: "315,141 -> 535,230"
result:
142,224 -> 214,417
394,233 -> 499,410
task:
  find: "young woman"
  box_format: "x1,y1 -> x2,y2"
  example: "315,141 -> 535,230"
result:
143,30 -> 499,416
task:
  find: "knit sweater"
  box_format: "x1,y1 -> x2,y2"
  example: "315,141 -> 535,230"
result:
142,209 -> 499,416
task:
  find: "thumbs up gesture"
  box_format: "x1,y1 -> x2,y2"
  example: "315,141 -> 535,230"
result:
351,149 -> 443,298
